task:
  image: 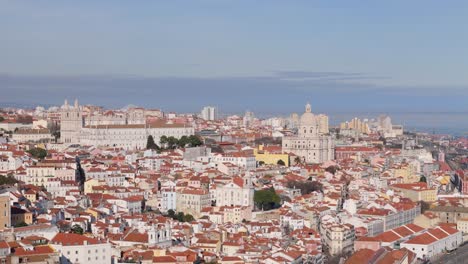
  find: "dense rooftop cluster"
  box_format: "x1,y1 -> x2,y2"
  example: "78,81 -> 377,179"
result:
0,103 -> 466,264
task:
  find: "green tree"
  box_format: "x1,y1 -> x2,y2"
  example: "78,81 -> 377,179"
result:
146,135 -> 160,151
167,136 -> 179,149
160,136 -> 168,147
254,188 -> 281,211
167,209 -> 176,218
277,159 -> 285,166
178,136 -> 189,148
183,214 -> 195,222
0,175 -> 18,185
188,135 -> 203,147
258,161 -> 265,166
286,180 -> 323,195
27,148 -> 47,159
419,176 -> 427,183
0,116 -> 4,122
14,222 -> 28,228
71,224 -> 84,235
176,212 -> 185,222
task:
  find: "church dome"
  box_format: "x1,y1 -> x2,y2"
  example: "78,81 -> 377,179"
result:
299,103 -> 317,126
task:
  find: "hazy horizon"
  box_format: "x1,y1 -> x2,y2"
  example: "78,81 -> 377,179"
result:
1,1 -> 468,121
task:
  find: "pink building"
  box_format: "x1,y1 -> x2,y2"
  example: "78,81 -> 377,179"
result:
354,236 -> 381,252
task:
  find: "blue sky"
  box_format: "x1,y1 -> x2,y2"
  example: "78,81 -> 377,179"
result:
0,0 -> 467,113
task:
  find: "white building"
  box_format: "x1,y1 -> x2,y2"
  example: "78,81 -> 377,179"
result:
210,152 -> 256,171
282,103 -> 334,164
401,225 -> 462,259
0,155 -> 22,172
80,122 -> 194,150
59,99 -> 194,148
50,233 -> 111,264
160,185 -> 177,213
201,106 -> 217,121
213,175 -> 254,208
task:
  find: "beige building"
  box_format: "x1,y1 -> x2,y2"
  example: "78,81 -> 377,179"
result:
11,207 -> 33,226
323,223 -> 355,256
456,218 -> 468,234
282,103 -> 334,164
0,195 -> 10,229
340,117 -> 370,134
316,114 -> 329,134
429,206 -> 468,224
176,188 -> 210,218
390,182 -> 437,202
413,212 -> 441,228
12,128 -> 54,143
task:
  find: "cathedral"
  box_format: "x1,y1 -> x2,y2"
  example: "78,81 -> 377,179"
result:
282,103 -> 334,164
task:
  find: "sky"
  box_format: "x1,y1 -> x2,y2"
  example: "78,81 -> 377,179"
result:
0,0 -> 467,115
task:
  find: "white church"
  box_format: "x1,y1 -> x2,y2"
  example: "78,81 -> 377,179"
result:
282,103 -> 334,164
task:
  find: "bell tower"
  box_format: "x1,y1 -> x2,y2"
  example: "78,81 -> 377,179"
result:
60,98 -> 83,144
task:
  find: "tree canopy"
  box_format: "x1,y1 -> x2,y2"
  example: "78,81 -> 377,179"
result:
14,222 -> 28,228
286,180 -> 323,195
166,210 -> 195,222
146,135 -> 160,151
27,148 -> 47,159
254,187 -> 281,211
0,175 -> 18,185
71,224 -> 84,235
277,159 -> 285,166
159,135 -> 203,149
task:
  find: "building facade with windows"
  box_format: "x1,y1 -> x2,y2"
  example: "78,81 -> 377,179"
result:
282,103 -> 334,164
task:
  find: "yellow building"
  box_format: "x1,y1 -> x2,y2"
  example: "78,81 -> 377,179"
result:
253,145 -> 289,166
84,178 -> 100,194
393,165 -> 419,183
24,189 -> 37,202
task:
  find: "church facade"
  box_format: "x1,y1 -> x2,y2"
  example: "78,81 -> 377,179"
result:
60,99 -> 194,149
282,103 -> 334,164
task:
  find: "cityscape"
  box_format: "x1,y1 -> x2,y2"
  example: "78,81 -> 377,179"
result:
1,1 -> 468,264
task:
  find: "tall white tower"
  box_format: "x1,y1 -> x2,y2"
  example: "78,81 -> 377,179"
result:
60,99 -> 83,144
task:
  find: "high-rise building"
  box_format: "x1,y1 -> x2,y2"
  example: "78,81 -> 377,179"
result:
316,114 -> 329,134
200,106 -> 217,121
340,117 -> 370,134
0,195 -> 10,230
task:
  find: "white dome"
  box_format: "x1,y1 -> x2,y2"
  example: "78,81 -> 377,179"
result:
299,103 -> 317,126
